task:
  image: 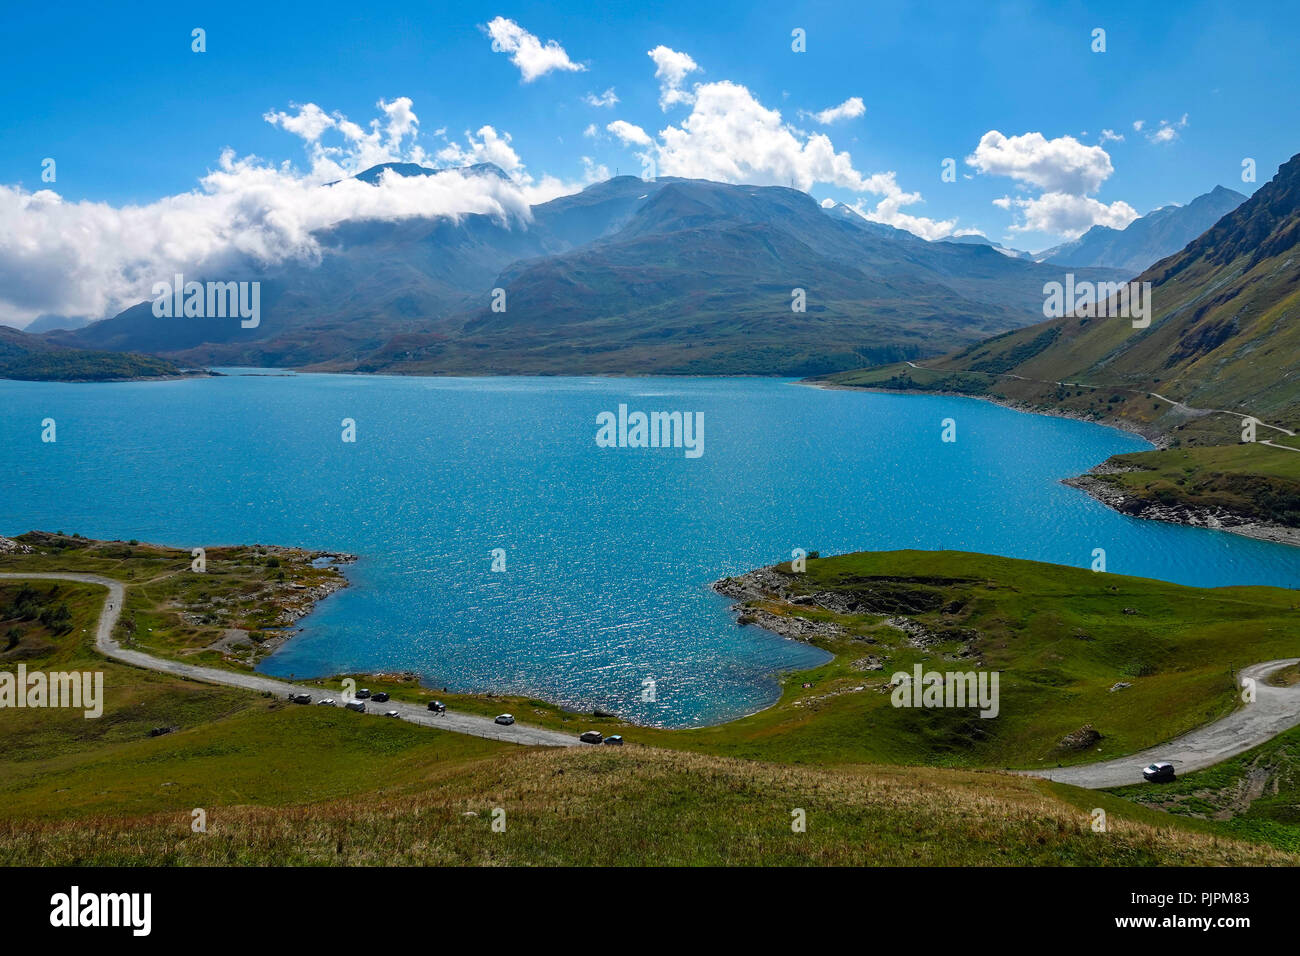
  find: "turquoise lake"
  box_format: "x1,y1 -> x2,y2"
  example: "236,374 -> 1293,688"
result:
2,372 -> 1298,726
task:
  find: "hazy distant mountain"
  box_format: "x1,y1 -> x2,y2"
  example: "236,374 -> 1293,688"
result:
333,161 -> 512,186
356,178 -> 1131,375
1036,185 -> 1248,275
821,201 -> 922,242
895,156 -> 1300,423
941,234 -> 1033,260
61,168 -> 1129,375
22,313 -> 91,334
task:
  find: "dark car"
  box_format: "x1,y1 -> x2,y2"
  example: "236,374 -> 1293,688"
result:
579,730 -> 604,744
603,734 -> 624,746
427,700 -> 446,713
290,693 -> 311,704
355,688 -> 371,699
372,692 -> 390,703
1143,762 -> 1175,783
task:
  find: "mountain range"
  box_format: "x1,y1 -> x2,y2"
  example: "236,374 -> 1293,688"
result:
1034,185 -> 1248,275
46,165 -> 1132,377
827,153 -> 1300,434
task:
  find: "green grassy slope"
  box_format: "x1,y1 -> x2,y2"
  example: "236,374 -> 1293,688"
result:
1110,722 -> 1300,853
819,153 -> 1300,527
4,543 -> 1300,865
868,152 -> 1300,431
0,326 -> 188,381
2,744 -> 1293,866
1091,443 -> 1300,528
627,551 -> 1300,770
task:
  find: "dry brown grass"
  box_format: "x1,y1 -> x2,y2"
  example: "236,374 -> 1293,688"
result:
1,747 -> 1292,866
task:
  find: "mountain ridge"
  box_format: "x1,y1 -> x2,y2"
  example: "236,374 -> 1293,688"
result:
54,171 -> 1131,376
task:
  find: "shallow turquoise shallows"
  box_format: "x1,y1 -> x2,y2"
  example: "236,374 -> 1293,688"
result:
2,372 -> 1297,726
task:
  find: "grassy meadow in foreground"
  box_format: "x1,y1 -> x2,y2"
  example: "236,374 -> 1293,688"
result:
3,538 -> 1300,864
2,747 -> 1294,866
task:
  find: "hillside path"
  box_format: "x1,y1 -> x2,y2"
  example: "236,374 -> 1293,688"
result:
0,572 -> 580,747
1024,659 -> 1300,788
904,361 -> 1297,439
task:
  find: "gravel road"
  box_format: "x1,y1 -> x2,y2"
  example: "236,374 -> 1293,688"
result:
1026,659 -> 1300,788
0,572 -> 580,748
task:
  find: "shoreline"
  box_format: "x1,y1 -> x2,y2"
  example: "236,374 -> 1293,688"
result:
797,378 -> 1168,446
803,379 -> 1300,549
1062,471 -> 1300,548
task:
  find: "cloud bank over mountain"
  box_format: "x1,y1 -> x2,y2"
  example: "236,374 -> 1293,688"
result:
0,29 -> 1148,326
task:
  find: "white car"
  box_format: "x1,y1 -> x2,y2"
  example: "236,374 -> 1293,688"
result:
494,714 -> 515,726
1143,761 -> 1175,782
317,698 -> 336,706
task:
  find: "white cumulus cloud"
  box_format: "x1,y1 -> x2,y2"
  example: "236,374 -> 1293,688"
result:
606,120 -> 652,147
997,192 -> 1137,236
484,17 -> 585,82
619,51 -> 960,239
648,45 -> 701,109
967,130 -> 1135,238
966,130 -> 1114,195
801,96 -> 866,125
0,98 -> 595,327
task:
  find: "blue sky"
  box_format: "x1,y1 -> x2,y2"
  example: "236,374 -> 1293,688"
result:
1,0 -> 1297,325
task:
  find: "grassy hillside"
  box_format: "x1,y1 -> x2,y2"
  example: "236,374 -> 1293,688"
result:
4,746 -> 1293,866
895,153 -> 1300,430
0,326 -> 190,381
819,153 -> 1300,530
1110,722 -> 1300,852
5,539 -> 1300,865
614,551 -> 1300,771
1084,443 -> 1300,529
0,531 -> 354,669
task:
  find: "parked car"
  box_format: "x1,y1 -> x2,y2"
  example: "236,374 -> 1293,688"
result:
317,698 -> 336,706
603,734 -> 624,746
579,730 -> 604,744
355,688 -> 371,699
427,700 -> 446,713
372,692 -> 390,703
384,710 -> 400,719
1143,761 -> 1175,783
290,693 -> 311,704
344,700 -> 366,713
494,714 -> 515,725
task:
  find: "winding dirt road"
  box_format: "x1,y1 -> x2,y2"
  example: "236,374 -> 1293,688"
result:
1026,659 -> 1300,789
7,572 -> 1297,777
0,572 -> 579,748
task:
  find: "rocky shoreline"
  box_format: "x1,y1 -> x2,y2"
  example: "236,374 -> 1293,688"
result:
227,549 -> 358,660
1063,471 -> 1300,548
802,379 -> 1300,548
712,567 -> 848,642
